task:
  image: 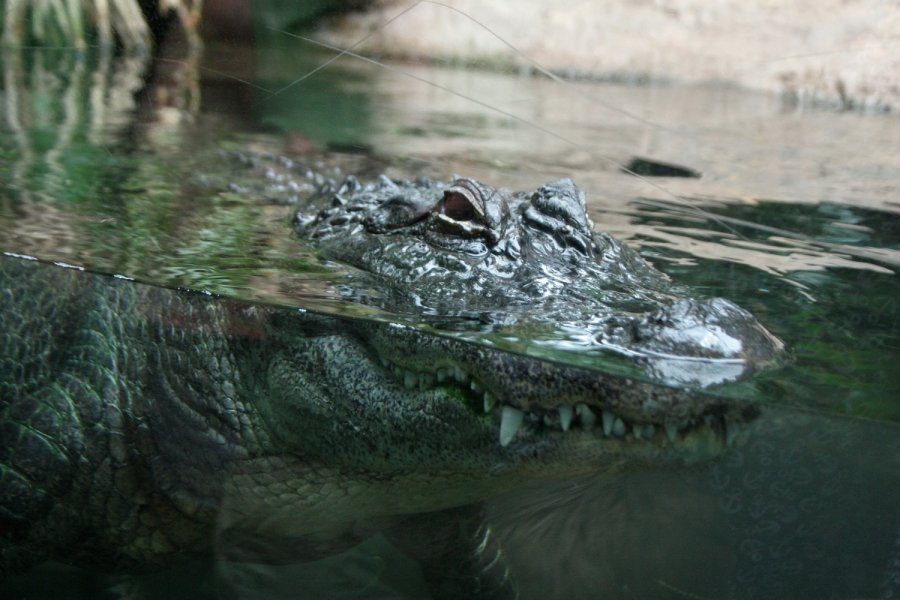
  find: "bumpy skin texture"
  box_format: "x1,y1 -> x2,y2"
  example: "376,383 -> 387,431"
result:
0,174 -> 781,596
1,253 -> 759,596
292,174 -> 783,386
0,257 -> 258,573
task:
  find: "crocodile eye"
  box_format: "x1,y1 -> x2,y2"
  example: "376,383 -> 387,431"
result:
441,190 -> 479,221
430,179 -> 504,245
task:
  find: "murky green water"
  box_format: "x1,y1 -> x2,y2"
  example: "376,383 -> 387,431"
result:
1,30 -> 898,600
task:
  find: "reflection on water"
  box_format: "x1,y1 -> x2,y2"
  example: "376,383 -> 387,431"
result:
0,30 -> 898,600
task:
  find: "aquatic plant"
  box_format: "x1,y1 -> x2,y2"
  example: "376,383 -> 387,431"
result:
1,0 -> 200,53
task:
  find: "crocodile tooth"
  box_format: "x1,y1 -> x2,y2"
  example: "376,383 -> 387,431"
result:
644,424 -> 655,440
612,417 -> 626,437
602,410 -> 614,437
483,392 -> 495,413
665,423 -> 678,442
559,406 -> 573,432
437,368 -> 447,383
499,406 -> 524,447
632,424 -> 644,440
575,404 -> 596,429
471,380 -> 482,394
403,371 -> 417,389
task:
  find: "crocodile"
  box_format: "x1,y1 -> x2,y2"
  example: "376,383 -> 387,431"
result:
0,172 -> 782,597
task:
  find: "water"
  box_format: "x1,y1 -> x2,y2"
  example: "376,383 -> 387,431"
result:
0,18 -> 898,600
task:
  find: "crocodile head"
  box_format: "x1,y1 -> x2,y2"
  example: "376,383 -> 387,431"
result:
293,175 -> 783,387
226,171 -> 785,544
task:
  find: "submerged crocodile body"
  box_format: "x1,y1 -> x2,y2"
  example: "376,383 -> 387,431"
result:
0,169 -> 782,597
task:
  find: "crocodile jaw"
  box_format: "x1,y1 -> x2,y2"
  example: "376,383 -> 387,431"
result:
381,352 -> 754,454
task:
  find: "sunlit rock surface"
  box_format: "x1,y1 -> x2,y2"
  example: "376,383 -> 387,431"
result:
319,0 -> 900,111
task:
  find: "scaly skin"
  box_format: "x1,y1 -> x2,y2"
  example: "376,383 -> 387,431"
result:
0,170 -> 780,598
285,171 -> 784,387
1,253 -> 758,595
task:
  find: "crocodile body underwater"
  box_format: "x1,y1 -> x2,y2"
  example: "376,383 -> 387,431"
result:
0,172 -> 783,598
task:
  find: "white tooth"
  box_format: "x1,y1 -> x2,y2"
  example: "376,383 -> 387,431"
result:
602,410 -> 614,437
665,423 -> 678,442
644,424 -> 655,440
612,417 -> 626,437
404,372 -> 416,389
437,369 -> 447,382
483,392 -> 495,413
559,406 -> 573,432
455,366 -> 467,382
632,424 -> 644,440
499,406 -> 524,447
575,404 -> 596,429
471,380 -> 482,393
